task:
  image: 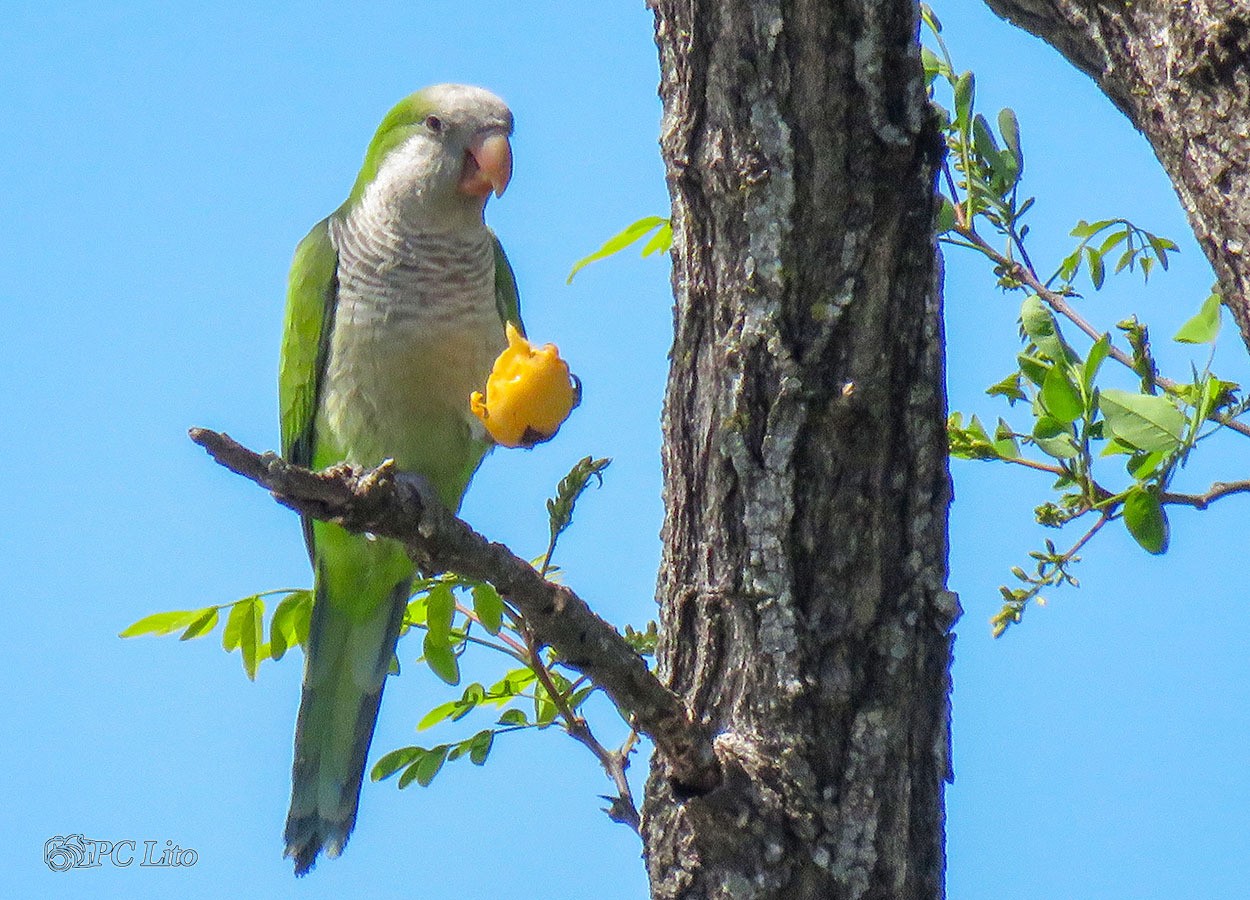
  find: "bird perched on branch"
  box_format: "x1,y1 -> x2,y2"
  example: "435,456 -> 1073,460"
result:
277,83 -> 521,875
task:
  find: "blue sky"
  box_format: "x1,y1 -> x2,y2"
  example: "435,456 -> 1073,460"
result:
3,3 -> 1246,898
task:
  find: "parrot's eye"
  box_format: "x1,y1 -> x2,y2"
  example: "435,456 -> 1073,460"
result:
424,115 -> 444,134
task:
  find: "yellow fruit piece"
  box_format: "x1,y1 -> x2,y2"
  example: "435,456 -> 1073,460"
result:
470,323 -> 578,448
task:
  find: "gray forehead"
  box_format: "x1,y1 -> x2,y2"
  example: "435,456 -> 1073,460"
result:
423,83 -> 513,132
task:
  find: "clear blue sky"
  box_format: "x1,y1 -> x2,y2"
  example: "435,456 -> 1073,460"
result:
3,3 -> 1246,898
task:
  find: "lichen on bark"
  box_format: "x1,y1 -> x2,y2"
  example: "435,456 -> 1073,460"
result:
643,2 -> 957,897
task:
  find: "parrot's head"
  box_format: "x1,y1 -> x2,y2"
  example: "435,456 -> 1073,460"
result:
347,83 -> 514,226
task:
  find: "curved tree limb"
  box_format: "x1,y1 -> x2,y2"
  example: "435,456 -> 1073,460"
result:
982,0 -> 1250,352
188,426 -> 721,794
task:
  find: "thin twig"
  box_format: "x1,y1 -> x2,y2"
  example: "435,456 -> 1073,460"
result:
953,223 -> 1250,439
524,631 -> 640,832
1161,479 -> 1250,510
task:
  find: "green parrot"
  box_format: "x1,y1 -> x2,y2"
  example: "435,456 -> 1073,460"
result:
278,83 -> 520,875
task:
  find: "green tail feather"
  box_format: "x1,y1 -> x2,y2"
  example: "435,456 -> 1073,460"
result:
283,577 -> 409,876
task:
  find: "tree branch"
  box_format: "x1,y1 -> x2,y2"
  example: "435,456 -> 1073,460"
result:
188,427 -> 721,794
1162,479 -> 1250,511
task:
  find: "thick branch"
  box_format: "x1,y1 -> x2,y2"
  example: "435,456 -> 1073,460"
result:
983,0 -> 1250,353
188,427 -> 720,793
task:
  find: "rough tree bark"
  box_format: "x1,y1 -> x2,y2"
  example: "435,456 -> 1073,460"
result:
982,0 -> 1250,349
643,2 -> 959,897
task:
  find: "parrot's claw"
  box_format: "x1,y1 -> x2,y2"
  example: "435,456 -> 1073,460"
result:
395,471 -> 444,539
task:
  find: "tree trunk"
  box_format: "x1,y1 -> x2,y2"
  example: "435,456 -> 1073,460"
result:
643,2 -> 959,897
982,0 -> 1250,349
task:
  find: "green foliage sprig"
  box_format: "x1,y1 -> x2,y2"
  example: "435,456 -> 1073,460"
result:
923,3 -> 1250,635
122,455 -> 657,830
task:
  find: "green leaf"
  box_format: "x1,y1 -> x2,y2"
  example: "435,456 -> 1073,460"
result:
224,597 -> 265,680
640,220 -> 673,257
1019,295 -> 1072,363
413,745 -> 449,787
1127,449 -> 1167,480
953,71 -> 974,128
986,371 -> 1026,404
471,583 -> 504,635
418,701 -> 460,731
1098,388 -> 1185,453
992,418 -> 1020,458
498,708 -> 529,726
936,195 -> 957,234
997,107 -> 1022,176
425,583 -> 454,639
1122,487 -> 1170,554
567,684 -> 596,711
371,746 -> 423,782
1031,415 -> 1079,459
1070,218 -> 1115,239
270,589 -> 312,660
567,217 -> 668,283
1083,334 -> 1111,393
972,113 -> 999,160
543,456 -> 611,573
1086,246 -> 1105,289
1173,293 -> 1222,344
119,609 -> 204,639
468,730 -> 494,766
1097,229 -> 1128,257
1147,233 -> 1177,269
422,631 -> 460,685
179,607 -> 219,641
1016,353 -> 1050,388
1041,364 -> 1084,424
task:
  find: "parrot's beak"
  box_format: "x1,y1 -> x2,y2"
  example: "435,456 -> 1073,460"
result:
459,131 -> 512,199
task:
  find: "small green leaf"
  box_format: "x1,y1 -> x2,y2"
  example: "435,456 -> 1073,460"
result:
972,113 -> 999,160
1099,388 -> 1185,453
953,71 -> 975,127
1070,218 -> 1115,239
471,583 -> 504,635
936,195 -> 957,234
270,590 -> 312,660
225,598 -> 265,680
372,746 -> 423,782
567,684 -> 596,711
1041,364 -> 1084,424
425,583 -> 454,639
1086,246 -> 1105,289
120,609 -> 205,638
1020,295 -> 1072,363
567,217 -> 669,283
418,701 -> 461,731
1122,487 -> 1169,554
1031,416 -> 1079,459
986,371 -> 1026,403
498,708 -> 529,726
179,607 -> 219,642
413,745 -> 449,787
422,631 -> 461,685
1173,293 -> 1222,344
1083,334 -> 1111,393
640,220 -> 673,257
468,730 -> 495,766
997,107 -> 1022,175
1127,449 -> 1167,480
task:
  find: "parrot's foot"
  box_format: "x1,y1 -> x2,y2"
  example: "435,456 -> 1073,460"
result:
394,471 -> 444,540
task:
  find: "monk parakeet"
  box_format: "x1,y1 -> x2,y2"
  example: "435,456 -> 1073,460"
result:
278,83 -> 520,875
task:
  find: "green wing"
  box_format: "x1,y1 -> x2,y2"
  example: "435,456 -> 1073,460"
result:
491,231 -> 523,335
280,218 -> 338,467
279,218 -> 339,555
